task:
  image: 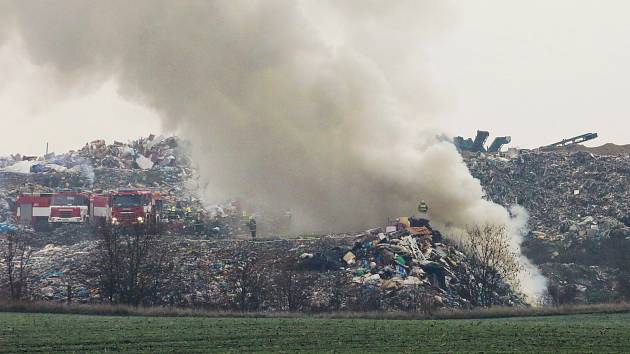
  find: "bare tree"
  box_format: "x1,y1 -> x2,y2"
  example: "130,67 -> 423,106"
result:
0,230 -> 33,300
93,224 -> 171,306
226,253 -> 267,312
275,270 -> 309,312
96,223 -> 121,303
460,224 -> 521,307
313,273 -> 346,312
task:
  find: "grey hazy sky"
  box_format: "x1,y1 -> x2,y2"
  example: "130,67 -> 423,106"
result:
0,0 -> 628,156
0,36 -> 159,156
426,0 -> 630,148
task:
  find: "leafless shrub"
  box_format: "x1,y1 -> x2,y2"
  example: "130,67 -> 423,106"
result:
225,252 -> 267,312
92,224 -> 172,306
0,230 -> 33,300
275,270 -> 309,312
459,224 -> 522,307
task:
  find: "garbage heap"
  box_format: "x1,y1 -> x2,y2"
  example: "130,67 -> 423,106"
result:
464,150 -> 629,236
82,136 -> 198,201
0,134 -> 272,237
153,237 -> 353,311
329,222 -> 523,309
15,236 -> 353,310
77,135 -> 190,171
27,241 -> 100,302
464,149 -> 630,304
523,216 -> 630,304
0,134 -> 193,192
11,226 -> 524,312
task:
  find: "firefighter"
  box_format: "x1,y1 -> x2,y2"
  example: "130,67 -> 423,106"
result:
175,201 -> 184,219
418,200 -> 429,214
412,200 -> 430,227
183,206 -> 195,225
248,217 -> 257,239
167,205 -> 178,220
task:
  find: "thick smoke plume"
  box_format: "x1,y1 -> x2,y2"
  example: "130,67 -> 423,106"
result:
1,0 -> 546,301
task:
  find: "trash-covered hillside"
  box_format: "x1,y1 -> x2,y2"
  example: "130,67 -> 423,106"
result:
2,134 -> 628,309
0,135 -> 524,312
0,135 -> 195,205
12,223 -> 522,311
464,149 -> 630,304
0,135 -> 237,235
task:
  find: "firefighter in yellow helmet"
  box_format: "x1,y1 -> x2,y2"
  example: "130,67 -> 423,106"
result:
418,200 -> 429,214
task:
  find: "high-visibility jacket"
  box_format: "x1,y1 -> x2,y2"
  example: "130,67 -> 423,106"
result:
418,201 -> 428,213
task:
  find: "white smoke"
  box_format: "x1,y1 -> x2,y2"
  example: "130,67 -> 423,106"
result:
0,0 -> 546,301
78,158 -> 95,188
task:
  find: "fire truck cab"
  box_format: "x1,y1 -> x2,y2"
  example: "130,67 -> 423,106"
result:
91,190 -> 162,230
49,191 -> 90,224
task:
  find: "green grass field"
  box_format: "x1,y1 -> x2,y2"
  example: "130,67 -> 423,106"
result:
2,312 -> 630,353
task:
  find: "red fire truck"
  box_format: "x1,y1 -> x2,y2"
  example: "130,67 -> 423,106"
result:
48,191 -> 90,224
16,193 -> 53,231
17,189 -> 163,232
90,189 -> 163,231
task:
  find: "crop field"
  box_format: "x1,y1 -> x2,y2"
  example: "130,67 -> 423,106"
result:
2,311 -> 630,353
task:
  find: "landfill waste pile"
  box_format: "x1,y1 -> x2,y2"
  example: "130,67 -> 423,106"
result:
1,222 -> 523,311
465,150 -> 629,234
8,134 -> 627,309
27,240 -> 100,303
0,135 -> 245,236
331,220 -> 523,308
464,149 -> 630,304
0,134 -> 193,193
0,135 -> 527,311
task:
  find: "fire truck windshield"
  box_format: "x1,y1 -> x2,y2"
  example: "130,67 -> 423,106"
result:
112,195 -> 143,207
51,195 -> 88,206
